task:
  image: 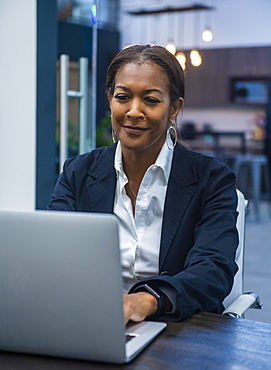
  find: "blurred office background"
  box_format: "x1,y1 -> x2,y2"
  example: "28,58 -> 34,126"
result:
0,0 -> 270,323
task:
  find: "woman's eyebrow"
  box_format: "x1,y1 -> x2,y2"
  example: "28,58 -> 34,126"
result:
145,88 -> 163,95
115,85 -> 163,95
115,85 -> 129,91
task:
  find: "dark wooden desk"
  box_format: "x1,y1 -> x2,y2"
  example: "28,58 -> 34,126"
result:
1,312 -> 271,369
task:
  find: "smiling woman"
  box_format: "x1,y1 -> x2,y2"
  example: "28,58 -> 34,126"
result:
48,44 -> 239,324
109,62 -> 181,159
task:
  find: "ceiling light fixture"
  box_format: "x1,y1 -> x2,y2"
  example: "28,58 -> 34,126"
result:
166,42 -> 177,55
166,12 -> 176,55
190,51 -> 202,67
176,52 -> 186,70
190,12 -> 202,67
128,4 -> 214,16
202,4 -> 213,43
128,3 -> 216,68
175,13 -> 186,70
202,27 -> 213,42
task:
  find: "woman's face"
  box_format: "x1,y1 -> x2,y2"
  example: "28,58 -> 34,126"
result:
108,62 -> 182,157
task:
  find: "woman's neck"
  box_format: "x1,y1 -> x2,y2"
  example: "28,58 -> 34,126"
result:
122,147 -> 159,183
121,143 -> 163,215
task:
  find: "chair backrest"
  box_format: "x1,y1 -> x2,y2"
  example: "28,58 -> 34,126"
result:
223,189 -> 247,308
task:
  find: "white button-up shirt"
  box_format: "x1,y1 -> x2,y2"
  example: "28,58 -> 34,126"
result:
114,140 -> 174,293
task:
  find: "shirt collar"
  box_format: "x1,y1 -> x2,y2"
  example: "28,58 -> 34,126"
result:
114,141 -> 124,180
114,139 -> 174,184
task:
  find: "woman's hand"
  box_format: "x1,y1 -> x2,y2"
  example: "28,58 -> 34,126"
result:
123,292 -> 158,324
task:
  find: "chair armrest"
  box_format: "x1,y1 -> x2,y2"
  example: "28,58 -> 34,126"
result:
222,292 -> 263,318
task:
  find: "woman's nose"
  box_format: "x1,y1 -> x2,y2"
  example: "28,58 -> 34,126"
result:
127,98 -> 144,119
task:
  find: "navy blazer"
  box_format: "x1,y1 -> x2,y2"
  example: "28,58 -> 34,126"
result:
48,142 -> 238,321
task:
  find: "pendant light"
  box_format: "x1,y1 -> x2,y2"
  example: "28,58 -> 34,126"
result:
202,7 -> 213,42
176,52 -> 186,70
190,51 -> 202,67
202,28 -> 213,42
175,13 -> 186,70
166,42 -> 176,55
190,12 -> 202,67
165,13 -> 176,55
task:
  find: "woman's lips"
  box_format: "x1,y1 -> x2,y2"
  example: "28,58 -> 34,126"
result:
123,125 -> 149,135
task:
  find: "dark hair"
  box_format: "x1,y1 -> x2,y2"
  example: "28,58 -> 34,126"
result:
106,44 -> 185,104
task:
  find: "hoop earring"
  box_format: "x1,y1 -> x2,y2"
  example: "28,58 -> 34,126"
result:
112,128 -> 118,143
166,125 -> 177,150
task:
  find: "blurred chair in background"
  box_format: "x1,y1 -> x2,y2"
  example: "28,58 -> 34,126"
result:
223,189 -> 263,318
232,154 -> 271,221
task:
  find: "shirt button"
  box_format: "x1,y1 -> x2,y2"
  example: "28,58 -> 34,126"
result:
152,165 -> 157,171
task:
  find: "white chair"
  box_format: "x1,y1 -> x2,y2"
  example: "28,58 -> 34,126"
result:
222,189 -> 263,318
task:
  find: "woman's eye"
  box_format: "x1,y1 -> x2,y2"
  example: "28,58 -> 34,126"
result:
145,97 -> 160,104
114,94 -> 129,101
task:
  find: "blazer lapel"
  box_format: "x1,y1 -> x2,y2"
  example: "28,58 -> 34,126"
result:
86,144 -> 117,213
159,144 -> 198,270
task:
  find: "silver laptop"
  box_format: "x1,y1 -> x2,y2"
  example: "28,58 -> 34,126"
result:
0,210 -> 166,364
